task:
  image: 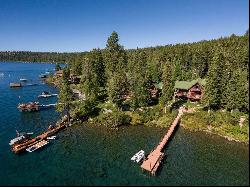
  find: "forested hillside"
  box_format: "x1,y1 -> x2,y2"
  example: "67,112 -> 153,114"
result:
0,51 -> 86,63
70,31 -> 249,112
1,31 -> 249,112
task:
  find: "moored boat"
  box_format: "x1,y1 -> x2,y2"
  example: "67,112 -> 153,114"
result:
131,150 -> 145,163
38,91 -> 58,98
10,82 -> 22,87
39,74 -> 48,78
47,136 -> 56,140
26,140 -> 49,152
20,78 -> 28,81
9,131 -> 33,146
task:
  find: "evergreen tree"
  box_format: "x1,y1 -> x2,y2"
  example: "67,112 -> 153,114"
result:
80,56 -> 99,101
203,51 -> 224,109
90,48 -> 106,88
160,57 -> 174,107
128,50 -> 150,109
56,67 -> 73,123
104,31 -> 128,106
55,63 -> 61,71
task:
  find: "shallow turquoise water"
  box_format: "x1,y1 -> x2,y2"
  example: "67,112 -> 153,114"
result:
0,62 -> 249,186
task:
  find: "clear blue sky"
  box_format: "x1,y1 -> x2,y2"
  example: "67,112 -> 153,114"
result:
0,0 -> 248,52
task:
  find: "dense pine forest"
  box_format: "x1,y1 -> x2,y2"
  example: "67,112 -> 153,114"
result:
1,31 -> 249,113
0,51 -> 86,63
1,30 -> 249,142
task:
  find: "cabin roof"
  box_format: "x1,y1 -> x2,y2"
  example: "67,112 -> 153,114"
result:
153,82 -> 163,90
174,78 -> 206,90
56,70 -> 63,74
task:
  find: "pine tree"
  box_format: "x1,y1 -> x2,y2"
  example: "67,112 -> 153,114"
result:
56,67 -> 73,124
90,48 -> 106,88
80,56 -> 99,101
129,50 -> 150,109
55,63 -> 61,71
203,50 -> 224,109
104,31 -> 128,106
160,57 -> 174,106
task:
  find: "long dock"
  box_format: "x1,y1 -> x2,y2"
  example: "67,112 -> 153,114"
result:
11,116 -> 68,154
140,108 -> 184,175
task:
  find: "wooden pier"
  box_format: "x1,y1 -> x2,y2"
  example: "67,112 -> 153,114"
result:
140,108 -> 184,175
11,116 -> 68,154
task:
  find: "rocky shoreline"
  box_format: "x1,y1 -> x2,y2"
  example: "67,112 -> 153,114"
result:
180,123 -> 249,145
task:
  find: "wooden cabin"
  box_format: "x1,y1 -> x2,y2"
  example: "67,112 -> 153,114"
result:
174,79 -> 206,102
121,90 -> 132,100
72,89 -> 85,100
149,82 -> 162,98
70,75 -> 81,84
55,70 -> 63,78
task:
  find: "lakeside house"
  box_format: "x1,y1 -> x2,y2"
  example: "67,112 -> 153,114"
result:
55,70 -> 63,78
149,82 -> 163,98
70,75 -> 81,84
72,89 -> 85,100
54,70 -> 81,84
174,78 -> 206,102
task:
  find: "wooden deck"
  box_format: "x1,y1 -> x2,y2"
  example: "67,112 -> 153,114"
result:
140,109 -> 183,175
12,119 -> 67,154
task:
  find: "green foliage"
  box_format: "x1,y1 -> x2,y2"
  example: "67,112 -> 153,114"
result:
55,63 -> 61,71
104,31 -> 128,107
128,50 -> 150,109
203,51 -> 224,109
182,110 -> 249,142
73,98 -> 98,119
80,57 -> 99,100
56,67 -> 73,118
160,57 -> 175,105
96,110 -> 131,128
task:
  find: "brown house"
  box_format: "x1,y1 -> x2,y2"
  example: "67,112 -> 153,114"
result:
149,82 -> 163,98
55,70 -> 63,78
174,78 -> 206,101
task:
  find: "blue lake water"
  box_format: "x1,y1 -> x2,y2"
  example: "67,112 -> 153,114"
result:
0,62 -> 249,186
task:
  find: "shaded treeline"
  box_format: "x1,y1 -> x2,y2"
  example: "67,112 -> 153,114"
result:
1,31 -> 249,112
72,32 -> 249,113
0,51 -> 87,63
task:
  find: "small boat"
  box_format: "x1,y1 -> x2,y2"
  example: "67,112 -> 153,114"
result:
9,131 -> 33,146
26,83 -> 38,86
39,74 -> 47,78
131,150 -> 145,163
47,136 -> 56,140
38,91 -> 58,98
26,140 -> 49,152
10,82 -> 22,87
20,78 -> 28,81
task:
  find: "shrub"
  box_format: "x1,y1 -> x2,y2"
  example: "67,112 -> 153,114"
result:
96,111 -> 131,128
130,112 -> 143,125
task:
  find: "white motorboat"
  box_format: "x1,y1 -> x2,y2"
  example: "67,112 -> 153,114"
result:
9,131 -> 33,146
131,150 -> 145,163
26,140 -> 49,152
38,91 -> 58,98
47,136 -> 56,140
20,78 -> 28,81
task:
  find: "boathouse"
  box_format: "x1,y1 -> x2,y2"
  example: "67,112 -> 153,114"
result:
174,78 -> 206,101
